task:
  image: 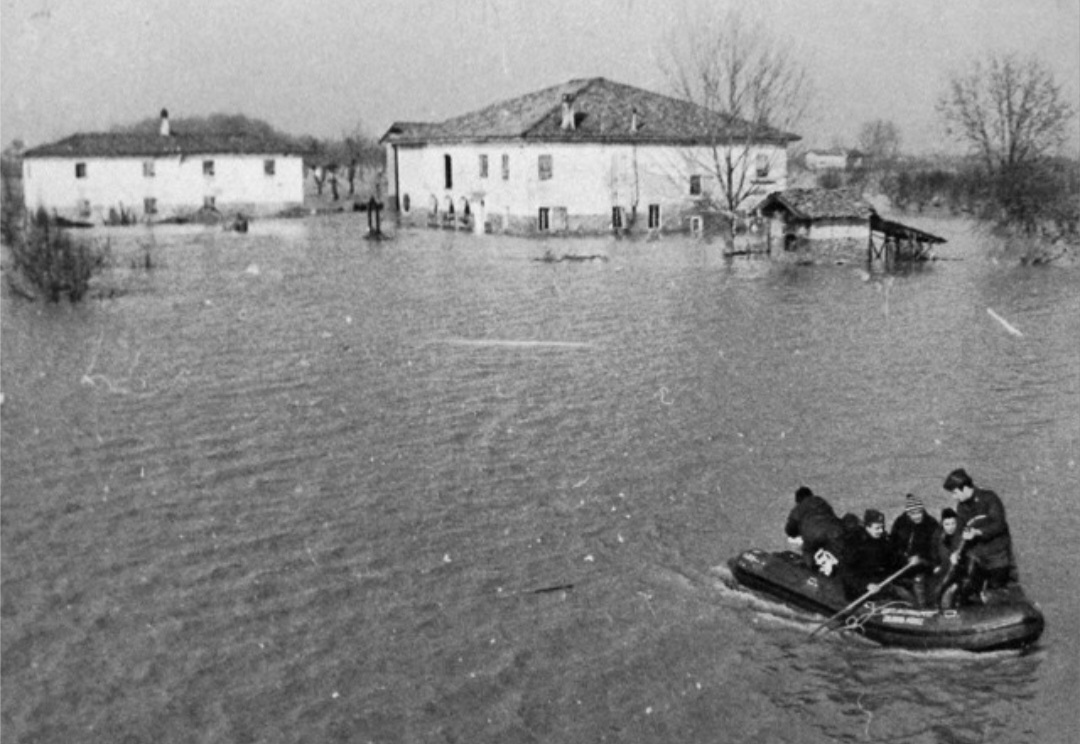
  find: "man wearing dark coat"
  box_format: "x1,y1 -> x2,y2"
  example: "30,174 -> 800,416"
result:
942,468 -> 1017,596
784,486 -> 846,576
841,509 -> 905,601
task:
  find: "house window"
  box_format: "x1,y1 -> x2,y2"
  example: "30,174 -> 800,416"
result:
144,197 -> 158,215
689,175 -> 701,195
755,153 -> 770,178
612,207 -> 623,229
143,161 -> 155,178
444,154 -> 453,189
538,154 -> 553,181
203,160 -> 215,177
264,159 -> 276,176
75,162 -> 87,179
402,194 -> 411,212
648,204 -> 661,229
538,207 -> 550,231
479,154 -> 488,179
501,154 -> 509,180
203,195 -> 216,209
77,199 -> 91,217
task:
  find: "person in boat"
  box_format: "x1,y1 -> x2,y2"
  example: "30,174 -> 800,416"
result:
841,509 -> 911,602
942,468 -> 1017,599
784,486 -> 846,576
889,494 -> 940,607
930,508 -> 965,608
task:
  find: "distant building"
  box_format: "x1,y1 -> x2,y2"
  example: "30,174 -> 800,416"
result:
804,148 -> 862,171
381,77 -> 800,236
21,110 -> 304,224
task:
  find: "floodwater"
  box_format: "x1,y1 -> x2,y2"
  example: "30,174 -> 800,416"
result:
2,215 -> 1078,743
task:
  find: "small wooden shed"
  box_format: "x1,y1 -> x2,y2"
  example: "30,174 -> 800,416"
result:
758,188 -> 947,262
758,188 -> 874,252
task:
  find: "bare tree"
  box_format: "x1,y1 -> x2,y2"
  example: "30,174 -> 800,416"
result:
938,52 -> 1075,234
661,6 -> 810,215
857,119 -> 901,168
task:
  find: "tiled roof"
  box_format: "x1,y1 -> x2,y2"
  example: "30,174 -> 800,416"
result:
381,77 -> 801,146
23,132 -> 305,159
758,188 -> 875,220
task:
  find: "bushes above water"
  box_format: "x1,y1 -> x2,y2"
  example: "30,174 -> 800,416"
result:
5,208 -> 107,302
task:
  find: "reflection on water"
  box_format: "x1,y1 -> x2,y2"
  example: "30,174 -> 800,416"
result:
2,215 -> 1077,742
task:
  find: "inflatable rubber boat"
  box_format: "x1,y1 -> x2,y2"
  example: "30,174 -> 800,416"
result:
728,549 -> 1045,652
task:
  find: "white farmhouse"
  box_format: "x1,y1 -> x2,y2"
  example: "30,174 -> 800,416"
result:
21,111 -> 304,224
381,78 -> 800,236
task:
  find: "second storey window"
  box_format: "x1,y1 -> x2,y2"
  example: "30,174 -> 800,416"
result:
689,175 -> 701,195
143,160 -> 155,178
501,154 -> 510,180
203,160 -> 215,177
479,154 -> 488,178
75,162 -> 87,179
755,153 -> 770,178
538,154 -> 553,181
264,159 -> 276,176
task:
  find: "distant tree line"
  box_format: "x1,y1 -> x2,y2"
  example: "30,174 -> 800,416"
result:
880,156 -> 1078,234
813,52 -> 1077,243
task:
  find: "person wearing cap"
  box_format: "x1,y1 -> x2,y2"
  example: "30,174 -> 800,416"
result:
942,467 -> 1017,598
841,508 -> 907,601
784,486 -> 846,575
889,494 -> 940,607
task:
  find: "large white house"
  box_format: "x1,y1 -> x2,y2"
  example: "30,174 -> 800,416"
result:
381,77 -> 800,236
21,111 -> 304,224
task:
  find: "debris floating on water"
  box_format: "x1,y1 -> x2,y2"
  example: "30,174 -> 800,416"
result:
429,338 -> 593,349
987,308 -> 1023,337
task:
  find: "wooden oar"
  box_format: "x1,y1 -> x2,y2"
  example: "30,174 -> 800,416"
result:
808,556 -> 920,638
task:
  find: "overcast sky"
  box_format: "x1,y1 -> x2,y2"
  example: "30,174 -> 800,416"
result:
2,0 -> 1078,154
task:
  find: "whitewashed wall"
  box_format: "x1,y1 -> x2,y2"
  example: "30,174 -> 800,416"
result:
391,140 -> 788,231
22,154 -> 304,222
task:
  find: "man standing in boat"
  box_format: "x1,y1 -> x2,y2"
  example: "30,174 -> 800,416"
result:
784,486 -> 846,576
942,468 -> 1017,598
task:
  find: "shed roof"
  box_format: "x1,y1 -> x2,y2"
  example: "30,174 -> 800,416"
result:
23,132 -> 305,159
870,213 -> 947,244
381,77 -> 801,147
758,188 -> 874,221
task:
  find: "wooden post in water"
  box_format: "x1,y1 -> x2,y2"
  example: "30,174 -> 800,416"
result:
366,197 -> 384,239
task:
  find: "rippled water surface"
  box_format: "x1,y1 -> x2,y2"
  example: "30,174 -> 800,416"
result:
2,215 -> 1078,743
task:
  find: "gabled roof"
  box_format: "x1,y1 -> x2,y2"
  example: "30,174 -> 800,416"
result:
758,188 -> 875,221
381,77 -> 801,146
23,132 -> 305,159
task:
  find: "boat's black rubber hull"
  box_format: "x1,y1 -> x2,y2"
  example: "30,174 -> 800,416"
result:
729,550 -> 1045,652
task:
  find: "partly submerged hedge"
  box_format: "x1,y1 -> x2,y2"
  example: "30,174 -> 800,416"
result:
6,208 -> 106,302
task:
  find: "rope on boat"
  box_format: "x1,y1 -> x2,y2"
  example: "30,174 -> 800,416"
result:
839,600 -> 907,635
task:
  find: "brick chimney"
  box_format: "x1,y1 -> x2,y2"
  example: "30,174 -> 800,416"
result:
630,107 -> 640,133
159,108 -> 171,137
560,94 -> 576,131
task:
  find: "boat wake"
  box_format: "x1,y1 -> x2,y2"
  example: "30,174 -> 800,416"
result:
708,564 -> 821,628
